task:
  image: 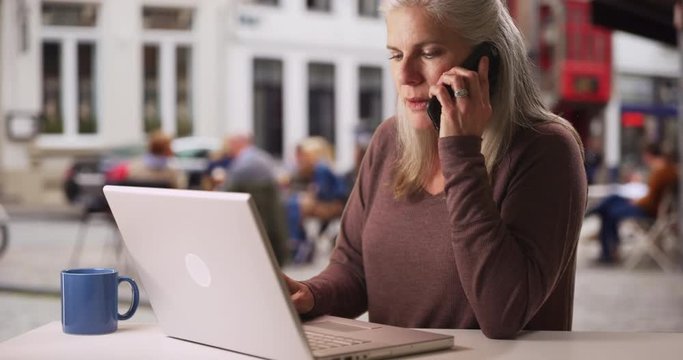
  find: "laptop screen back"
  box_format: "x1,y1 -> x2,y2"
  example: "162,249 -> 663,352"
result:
104,186 -> 313,360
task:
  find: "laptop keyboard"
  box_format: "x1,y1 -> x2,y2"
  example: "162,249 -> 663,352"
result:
305,330 -> 370,351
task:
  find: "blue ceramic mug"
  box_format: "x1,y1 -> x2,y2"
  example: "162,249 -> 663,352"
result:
61,268 -> 139,335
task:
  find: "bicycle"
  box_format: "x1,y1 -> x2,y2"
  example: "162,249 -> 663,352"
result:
0,203 -> 8,258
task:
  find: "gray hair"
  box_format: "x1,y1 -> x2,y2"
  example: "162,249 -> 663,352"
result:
381,0 -> 583,198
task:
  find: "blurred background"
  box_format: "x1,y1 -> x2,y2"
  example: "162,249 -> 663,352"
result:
1,0 -> 683,342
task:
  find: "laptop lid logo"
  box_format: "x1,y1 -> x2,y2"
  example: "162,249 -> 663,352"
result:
185,253 -> 212,288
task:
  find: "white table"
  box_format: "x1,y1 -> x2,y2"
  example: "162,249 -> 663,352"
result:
587,182 -> 648,201
1,322 -> 682,359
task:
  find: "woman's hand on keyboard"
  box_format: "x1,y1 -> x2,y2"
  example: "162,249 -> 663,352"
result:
283,274 -> 315,314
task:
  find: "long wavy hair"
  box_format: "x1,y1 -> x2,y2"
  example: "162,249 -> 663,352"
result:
381,0 -> 583,198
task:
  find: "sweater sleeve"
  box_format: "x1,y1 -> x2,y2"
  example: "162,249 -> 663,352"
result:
300,122 -> 389,319
439,130 -> 586,339
300,182 -> 368,319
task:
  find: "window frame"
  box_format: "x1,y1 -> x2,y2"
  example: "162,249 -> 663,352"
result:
39,25 -> 102,147
244,0 -> 280,8
141,28 -> 195,137
307,61 -> 337,145
358,0 -> 380,18
307,0 -> 333,13
252,57 -> 285,157
358,65 -> 384,130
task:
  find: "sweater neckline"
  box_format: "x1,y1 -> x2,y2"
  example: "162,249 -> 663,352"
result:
416,188 -> 446,201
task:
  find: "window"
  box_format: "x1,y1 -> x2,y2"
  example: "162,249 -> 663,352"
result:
142,7 -> 193,31
654,78 -> 677,106
77,43 -> 97,134
359,66 -> 383,130
41,2 -> 99,136
247,0 -> 279,6
143,45 -> 161,133
176,47 -> 193,137
42,42 -> 62,134
253,59 -> 284,156
308,63 -> 336,145
142,7 -> 195,136
358,0 -> 380,18
620,75 -> 654,105
308,0 -> 332,12
42,2 -> 98,27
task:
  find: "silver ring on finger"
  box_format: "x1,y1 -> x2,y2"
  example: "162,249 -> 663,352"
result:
453,88 -> 469,98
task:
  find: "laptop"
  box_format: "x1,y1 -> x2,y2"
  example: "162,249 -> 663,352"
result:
103,185 -> 454,360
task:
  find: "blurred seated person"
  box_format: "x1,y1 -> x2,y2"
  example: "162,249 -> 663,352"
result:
584,136 -> 604,185
221,134 -> 289,266
124,130 -> 187,189
587,144 -> 678,263
202,136 -> 233,190
344,124 -> 374,191
287,136 -> 348,264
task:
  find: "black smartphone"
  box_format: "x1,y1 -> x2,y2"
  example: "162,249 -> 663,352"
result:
426,42 -> 500,131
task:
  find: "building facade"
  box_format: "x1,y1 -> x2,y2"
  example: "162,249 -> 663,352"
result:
228,0 -> 394,168
604,31 -> 680,178
0,0 -> 393,204
0,0 -> 4,199
509,0 -> 679,182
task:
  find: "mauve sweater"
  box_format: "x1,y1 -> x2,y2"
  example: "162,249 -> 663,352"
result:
303,117 -> 587,339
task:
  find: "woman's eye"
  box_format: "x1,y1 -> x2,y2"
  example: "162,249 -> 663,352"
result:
422,52 -> 437,59
388,53 -> 402,61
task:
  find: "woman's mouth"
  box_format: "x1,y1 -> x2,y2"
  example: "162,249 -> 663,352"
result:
405,98 -> 429,111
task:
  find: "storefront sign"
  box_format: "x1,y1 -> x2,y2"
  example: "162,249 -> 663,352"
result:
5,111 -> 39,141
621,112 -> 645,128
573,75 -> 599,95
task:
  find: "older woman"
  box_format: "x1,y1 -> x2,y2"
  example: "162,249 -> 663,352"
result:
285,0 -> 586,339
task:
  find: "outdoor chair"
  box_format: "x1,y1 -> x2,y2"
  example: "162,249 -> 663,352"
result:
619,190 -> 681,272
303,216 -> 341,256
69,180 -> 172,268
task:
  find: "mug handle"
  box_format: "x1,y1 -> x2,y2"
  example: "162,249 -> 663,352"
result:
118,276 -> 139,321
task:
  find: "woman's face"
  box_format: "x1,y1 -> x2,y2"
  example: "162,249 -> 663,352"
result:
296,148 -> 315,175
386,6 -> 472,130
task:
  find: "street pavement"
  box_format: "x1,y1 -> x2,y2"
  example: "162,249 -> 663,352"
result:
1,208 -> 683,342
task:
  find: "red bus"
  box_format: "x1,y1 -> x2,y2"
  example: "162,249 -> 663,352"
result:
509,0 -> 612,142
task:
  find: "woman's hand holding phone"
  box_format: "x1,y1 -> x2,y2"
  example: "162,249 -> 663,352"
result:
428,56 -> 493,138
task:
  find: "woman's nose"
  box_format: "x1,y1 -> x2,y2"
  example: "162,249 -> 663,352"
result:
397,59 -> 423,86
